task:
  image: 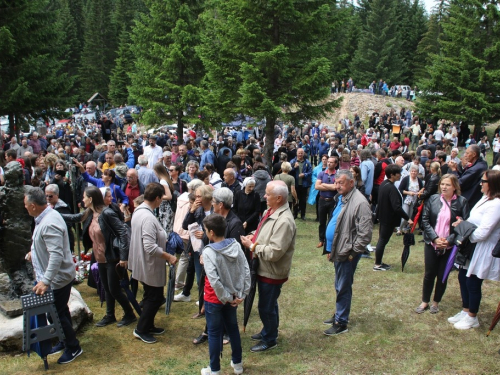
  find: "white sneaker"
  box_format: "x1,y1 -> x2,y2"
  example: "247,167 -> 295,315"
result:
367,244 -> 374,252
201,367 -> 220,375
174,293 -> 191,302
448,310 -> 467,324
454,314 -> 479,330
231,361 -> 243,374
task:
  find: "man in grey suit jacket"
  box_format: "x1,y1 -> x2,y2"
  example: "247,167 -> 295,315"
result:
24,187 -> 82,364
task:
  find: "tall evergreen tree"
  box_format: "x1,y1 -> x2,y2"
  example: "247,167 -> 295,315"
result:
397,0 -> 428,84
57,0 -> 81,100
129,0 -> 205,141
0,0 -> 72,134
78,0 -> 116,100
108,30 -> 134,106
417,0 -> 500,126
413,12 -> 440,83
198,0 -> 341,164
350,0 -> 405,87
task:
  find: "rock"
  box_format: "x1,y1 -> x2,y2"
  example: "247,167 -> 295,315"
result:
0,287 -> 93,352
0,273 -> 11,295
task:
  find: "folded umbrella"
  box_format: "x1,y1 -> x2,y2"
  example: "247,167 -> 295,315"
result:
115,264 -> 142,316
243,255 -> 259,333
91,262 -> 105,306
165,263 -> 177,315
197,267 -> 206,315
410,202 -> 424,233
487,300 -> 500,336
401,230 -> 415,272
442,245 -> 459,284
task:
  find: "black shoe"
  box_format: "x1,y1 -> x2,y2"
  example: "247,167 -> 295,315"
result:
95,315 -> 117,327
301,216 -> 306,221
117,314 -> 137,327
49,341 -> 65,355
323,323 -> 348,336
57,347 -> 83,364
133,329 -> 157,344
250,341 -> 277,353
193,333 -> 208,345
149,327 -> 165,335
323,316 -> 335,325
251,332 -> 262,341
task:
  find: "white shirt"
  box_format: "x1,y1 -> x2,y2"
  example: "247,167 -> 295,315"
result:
143,145 -> 163,168
434,129 -> 444,141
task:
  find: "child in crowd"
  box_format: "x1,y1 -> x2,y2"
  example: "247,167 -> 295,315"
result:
200,214 -> 250,375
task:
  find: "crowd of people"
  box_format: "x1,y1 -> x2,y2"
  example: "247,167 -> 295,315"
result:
2,111 -> 500,374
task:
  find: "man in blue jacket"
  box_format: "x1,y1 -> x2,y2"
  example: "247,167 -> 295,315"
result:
290,148 -> 312,220
318,137 -> 329,160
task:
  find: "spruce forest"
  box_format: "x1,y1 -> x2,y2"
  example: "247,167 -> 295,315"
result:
1,0 -> 499,135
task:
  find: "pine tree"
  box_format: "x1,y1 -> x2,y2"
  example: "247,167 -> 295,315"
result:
78,0 -> 116,100
417,0 -> 500,126
413,13 -> 440,83
108,29 -> 134,106
129,0 -> 205,141
57,0 -> 81,100
0,0 -> 72,135
198,0 -> 341,163
349,0 -> 405,87
397,0 -> 428,84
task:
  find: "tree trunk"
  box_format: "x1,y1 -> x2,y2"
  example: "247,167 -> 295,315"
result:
176,108 -> 184,144
264,116 -> 276,167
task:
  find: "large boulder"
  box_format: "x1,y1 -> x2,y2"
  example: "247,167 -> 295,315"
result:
0,288 -> 93,352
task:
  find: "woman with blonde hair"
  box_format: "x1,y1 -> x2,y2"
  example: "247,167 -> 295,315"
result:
274,161 -> 298,210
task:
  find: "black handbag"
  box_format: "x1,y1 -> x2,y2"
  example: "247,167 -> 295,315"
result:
492,240 -> 500,258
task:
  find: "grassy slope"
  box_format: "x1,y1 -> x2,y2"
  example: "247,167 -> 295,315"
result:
2,133 -> 500,375
2,214 -> 500,375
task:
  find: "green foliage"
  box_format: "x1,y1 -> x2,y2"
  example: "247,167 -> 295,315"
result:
417,0 -> 500,126
108,30 -> 134,106
129,0 -> 205,139
0,0 -> 72,133
350,0 -> 406,87
413,13 -> 440,83
78,0 -> 116,100
198,0 -> 342,162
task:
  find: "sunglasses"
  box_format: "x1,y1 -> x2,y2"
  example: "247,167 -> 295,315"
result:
46,195 -> 54,198
480,179 -> 488,184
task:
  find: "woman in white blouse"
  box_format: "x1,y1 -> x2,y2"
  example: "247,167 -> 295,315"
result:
448,170 -> 500,329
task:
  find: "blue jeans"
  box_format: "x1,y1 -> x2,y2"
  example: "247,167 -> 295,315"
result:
204,301 -> 242,372
458,268 -> 484,314
334,254 -> 361,326
257,280 -> 282,345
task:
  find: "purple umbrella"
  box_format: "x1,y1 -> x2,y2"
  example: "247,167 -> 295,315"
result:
442,245 -> 458,284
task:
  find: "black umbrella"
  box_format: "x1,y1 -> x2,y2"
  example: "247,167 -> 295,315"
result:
197,267 -> 206,314
115,264 -> 142,316
27,314 -> 52,370
402,229 -> 415,272
243,255 -> 259,333
165,263 -> 177,315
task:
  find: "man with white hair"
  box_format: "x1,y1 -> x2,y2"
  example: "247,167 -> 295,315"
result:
17,138 -> 33,157
322,170 -> 373,336
137,155 -> 159,186
45,184 -> 75,253
241,180 -> 296,353
222,168 -> 242,194
161,151 -> 172,170
29,132 -> 42,155
446,148 -> 460,164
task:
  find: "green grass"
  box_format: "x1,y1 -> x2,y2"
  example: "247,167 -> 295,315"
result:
2,211 -> 500,375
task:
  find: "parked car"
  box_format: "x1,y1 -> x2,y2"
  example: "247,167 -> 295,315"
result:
394,85 -> 414,98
